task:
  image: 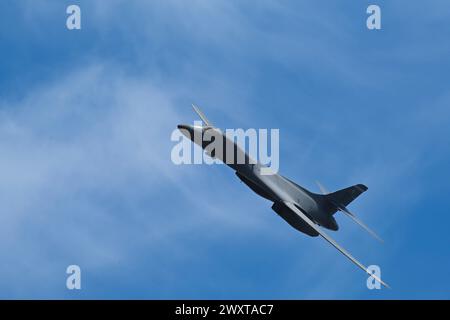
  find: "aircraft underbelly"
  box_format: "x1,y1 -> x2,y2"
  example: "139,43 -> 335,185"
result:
235,172 -> 276,201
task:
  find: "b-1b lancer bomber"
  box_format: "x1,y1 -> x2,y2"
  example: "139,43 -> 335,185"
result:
177,105 -> 389,288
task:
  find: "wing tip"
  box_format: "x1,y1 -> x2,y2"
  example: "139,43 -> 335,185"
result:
367,270 -> 391,289
378,279 -> 392,290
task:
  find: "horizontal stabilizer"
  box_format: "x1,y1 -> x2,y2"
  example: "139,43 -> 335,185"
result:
316,181 -> 383,242
340,207 -> 384,243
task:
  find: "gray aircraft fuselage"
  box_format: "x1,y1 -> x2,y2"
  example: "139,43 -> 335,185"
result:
177,110 -> 389,289
177,124 -> 339,236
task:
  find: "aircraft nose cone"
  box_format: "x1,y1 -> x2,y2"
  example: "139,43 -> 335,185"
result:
177,124 -> 188,130
177,124 -> 194,140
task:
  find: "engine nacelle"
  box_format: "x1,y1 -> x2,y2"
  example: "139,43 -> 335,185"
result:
271,202 -> 319,237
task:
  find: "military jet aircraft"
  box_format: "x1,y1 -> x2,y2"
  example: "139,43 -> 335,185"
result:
177,105 -> 389,288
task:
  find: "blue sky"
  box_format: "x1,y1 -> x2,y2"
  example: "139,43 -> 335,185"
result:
0,0 -> 449,299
